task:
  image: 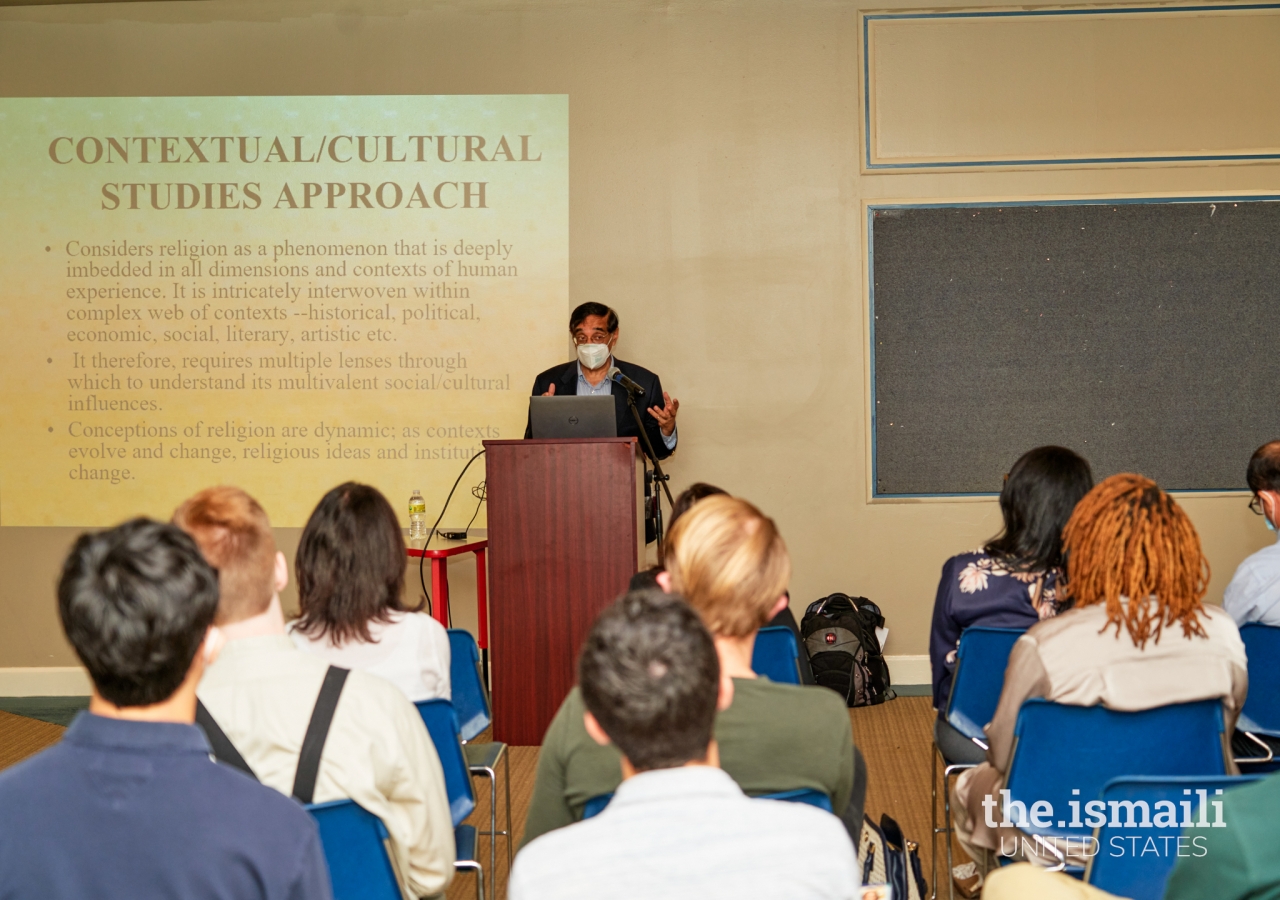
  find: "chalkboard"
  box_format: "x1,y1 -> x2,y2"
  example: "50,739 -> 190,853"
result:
869,200 -> 1280,496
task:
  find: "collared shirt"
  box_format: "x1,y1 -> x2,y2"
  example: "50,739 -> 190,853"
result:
577,358 -> 677,451
198,635 -> 455,900
1223,532 -> 1280,627
510,766 -> 860,900
0,712 -> 332,900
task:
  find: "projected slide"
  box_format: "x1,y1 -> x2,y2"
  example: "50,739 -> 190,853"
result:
0,95 -> 567,527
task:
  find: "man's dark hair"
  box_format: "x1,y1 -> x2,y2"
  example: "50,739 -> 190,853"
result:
984,445 -> 1094,573
58,518 -> 220,707
578,590 -> 720,772
1247,440 -> 1280,494
669,483 -> 728,529
293,482 -> 423,645
569,302 -> 618,334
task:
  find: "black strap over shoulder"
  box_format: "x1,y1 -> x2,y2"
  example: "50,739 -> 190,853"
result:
196,698 -> 258,780
291,666 -> 350,804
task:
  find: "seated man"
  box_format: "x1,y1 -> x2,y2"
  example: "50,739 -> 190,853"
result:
173,486 -> 454,899
522,495 -> 864,845
1224,439 -> 1280,626
510,591 -> 859,899
953,474 -> 1247,877
0,519 -> 331,900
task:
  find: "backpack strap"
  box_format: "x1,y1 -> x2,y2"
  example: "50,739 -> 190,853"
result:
195,699 -> 258,780
291,666 -> 350,804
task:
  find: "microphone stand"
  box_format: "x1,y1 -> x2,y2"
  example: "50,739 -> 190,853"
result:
623,389 -> 675,558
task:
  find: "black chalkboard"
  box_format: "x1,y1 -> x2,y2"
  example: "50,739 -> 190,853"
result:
870,200 -> 1280,496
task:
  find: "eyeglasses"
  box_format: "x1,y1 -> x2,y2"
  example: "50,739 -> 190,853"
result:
572,333 -> 611,346
1250,494 -> 1266,516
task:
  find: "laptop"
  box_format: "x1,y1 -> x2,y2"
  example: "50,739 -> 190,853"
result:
529,395 -> 618,439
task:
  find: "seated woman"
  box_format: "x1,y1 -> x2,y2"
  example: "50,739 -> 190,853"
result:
522,495 -> 865,845
289,482 -> 451,702
952,473 -> 1248,875
930,446 -> 1093,764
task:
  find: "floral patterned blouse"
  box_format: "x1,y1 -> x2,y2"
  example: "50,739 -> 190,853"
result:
928,549 -> 1064,711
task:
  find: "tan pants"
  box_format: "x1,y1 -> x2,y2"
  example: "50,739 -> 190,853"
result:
982,863 -> 1124,900
951,765 -> 1099,870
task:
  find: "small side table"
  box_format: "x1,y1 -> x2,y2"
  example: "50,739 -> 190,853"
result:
406,535 -> 489,684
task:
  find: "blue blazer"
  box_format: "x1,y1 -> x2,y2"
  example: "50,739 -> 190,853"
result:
523,357 -> 674,460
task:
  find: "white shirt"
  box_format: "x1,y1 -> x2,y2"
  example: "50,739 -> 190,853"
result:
510,766 -> 859,900
1223,532 -> 1280,627
198,635 -> 455,900
289,611 -> 452,703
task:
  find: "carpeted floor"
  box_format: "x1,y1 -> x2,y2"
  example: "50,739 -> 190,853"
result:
0,693 -> 944,900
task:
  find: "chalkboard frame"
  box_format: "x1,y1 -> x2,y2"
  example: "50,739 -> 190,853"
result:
865,194 -> 1280,500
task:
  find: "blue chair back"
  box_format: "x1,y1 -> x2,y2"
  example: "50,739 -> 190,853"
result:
1004,699 -> 1227,842
306,799 -> 402,900
447,628 -> 492,741
581,786 -> 832,819
751,626 -> 802,684
1085,776 -> 1261,900
415,699 -> 477,828
946,627 -> 1025,740
1239,624 -> 1280,736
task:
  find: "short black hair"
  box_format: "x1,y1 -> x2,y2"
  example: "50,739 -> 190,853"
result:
984,445 -> 1094,573
1247,440 -> 1280,494
58,518 -> 220,707
669,483 -> 727,528
293,482 -> 420,645
569,302 -> 618,334
578,590 -> 719,772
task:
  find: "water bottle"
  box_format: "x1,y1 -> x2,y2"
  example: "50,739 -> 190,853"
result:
408,489 -> 427,539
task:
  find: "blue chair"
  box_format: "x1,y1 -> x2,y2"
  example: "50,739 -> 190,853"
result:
416,699 -> 486,900
306,799 -> 402,900
447,629 -> 512,877
751,626 -> 803,684
932,626 -> 1025,900
1084,775 -> 1261,900
581,787 -> 832,819
1001,699 -> 1228,874
1237,624 -> 1280,771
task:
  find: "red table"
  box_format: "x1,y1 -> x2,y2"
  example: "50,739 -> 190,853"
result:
406,535 -> 489,678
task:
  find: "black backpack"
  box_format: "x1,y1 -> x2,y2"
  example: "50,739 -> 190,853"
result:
802,593 -> 894,707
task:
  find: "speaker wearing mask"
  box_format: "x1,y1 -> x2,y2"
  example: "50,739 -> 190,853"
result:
523,302 -> 679,460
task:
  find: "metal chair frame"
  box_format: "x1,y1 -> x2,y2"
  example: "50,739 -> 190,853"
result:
448,628 -> 513,882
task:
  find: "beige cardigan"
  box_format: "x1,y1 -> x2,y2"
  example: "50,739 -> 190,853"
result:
957,601 -> 1247,855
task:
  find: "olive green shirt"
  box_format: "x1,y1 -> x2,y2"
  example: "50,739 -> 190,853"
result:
1164,772 -> 1280,900
520,677 -> 856,848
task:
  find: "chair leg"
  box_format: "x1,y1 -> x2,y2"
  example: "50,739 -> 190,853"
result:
943,765 -> 956,900
503,749 -> 512,870
931,747 -> 940,900
488,767 -> 497,900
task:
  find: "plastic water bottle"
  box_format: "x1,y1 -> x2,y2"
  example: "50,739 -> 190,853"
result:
408,489 -> 427,539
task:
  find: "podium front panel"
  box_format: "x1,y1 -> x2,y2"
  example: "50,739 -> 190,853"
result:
483,438 -> 640,745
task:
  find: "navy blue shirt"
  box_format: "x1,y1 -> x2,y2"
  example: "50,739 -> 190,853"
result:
928,550 -> 1062,710
0,712 -> 332,900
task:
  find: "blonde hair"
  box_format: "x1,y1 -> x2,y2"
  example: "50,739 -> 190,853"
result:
663,495 -> 791,638
172,486 -> 277,624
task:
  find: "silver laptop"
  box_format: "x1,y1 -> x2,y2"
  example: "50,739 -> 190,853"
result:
529,395 -> 618,439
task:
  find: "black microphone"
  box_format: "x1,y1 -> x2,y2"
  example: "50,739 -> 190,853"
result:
608,366 -> 646,397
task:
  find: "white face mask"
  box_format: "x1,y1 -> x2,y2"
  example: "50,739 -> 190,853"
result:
577,342 -> 611,370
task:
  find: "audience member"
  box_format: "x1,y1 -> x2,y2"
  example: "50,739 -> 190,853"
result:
289,482 -> 451,702
628,481 -> 727,591
0,519 -> 332,900
1224,439 -> 1280,626
510,590 -> 860,900
1163,768 -> 1280,899
953,473 -> 1247,877
522,494 -> 864,846
930,446 -> 1093,764
172,486 -> 455,899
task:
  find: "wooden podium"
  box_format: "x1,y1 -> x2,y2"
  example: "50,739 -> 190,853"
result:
482,438 -> 643,745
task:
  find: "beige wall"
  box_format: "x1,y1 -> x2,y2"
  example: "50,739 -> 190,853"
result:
1,0 -> 1275,676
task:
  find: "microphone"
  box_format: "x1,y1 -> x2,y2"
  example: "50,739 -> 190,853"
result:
608,366 -> 646,397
